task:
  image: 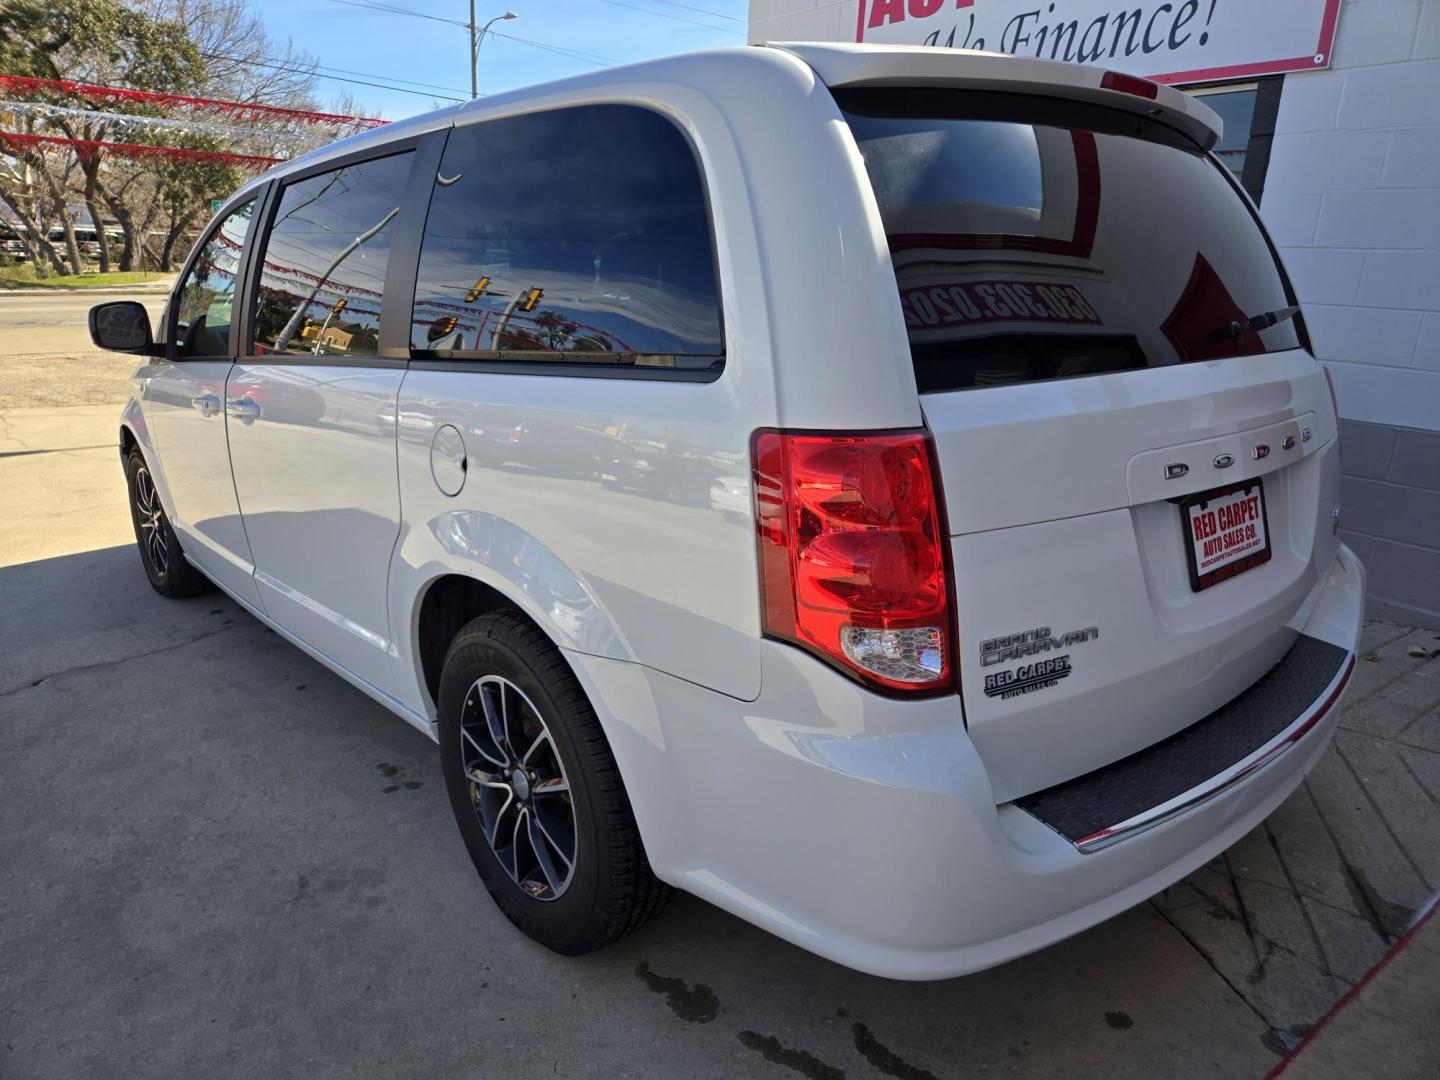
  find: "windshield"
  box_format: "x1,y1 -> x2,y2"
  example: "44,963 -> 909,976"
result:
840,89 -> 1304,393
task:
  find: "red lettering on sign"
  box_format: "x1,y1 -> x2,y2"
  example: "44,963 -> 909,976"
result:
868,0 -> 905,28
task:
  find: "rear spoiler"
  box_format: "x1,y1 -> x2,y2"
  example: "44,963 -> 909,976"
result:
767,42 -> 1221,151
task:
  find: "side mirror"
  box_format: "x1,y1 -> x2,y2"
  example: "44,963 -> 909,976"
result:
89,301 -> 159,355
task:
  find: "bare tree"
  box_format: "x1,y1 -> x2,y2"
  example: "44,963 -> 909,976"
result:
0,0 -> 354,276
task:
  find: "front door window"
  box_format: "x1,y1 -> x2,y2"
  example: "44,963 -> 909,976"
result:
172,201 -> 254,358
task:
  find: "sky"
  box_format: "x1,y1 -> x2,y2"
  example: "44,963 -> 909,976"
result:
254,0 -> 751,121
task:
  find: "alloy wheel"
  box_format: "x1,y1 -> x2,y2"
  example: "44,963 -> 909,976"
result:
459,674 -> 577,900
134,466 -> 169,577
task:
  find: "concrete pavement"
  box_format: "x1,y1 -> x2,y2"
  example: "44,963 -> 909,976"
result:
3,290 -> 1438,1078
1268,895 -> 1440,1079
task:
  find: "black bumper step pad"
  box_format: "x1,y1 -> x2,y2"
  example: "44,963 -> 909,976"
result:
1015,634 -> 1349,845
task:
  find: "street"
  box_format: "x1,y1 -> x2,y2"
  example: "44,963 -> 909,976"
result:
2,289 -> 1438,1079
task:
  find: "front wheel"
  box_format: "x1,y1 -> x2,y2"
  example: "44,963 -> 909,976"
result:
438,611 -> 669,954
125,448 -> 211,599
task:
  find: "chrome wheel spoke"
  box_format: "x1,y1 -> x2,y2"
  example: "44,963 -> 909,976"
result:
500,681 -> 531,760
509,804 -> 531,886
464,765 -> 509,790
531,808 -> 574,873
521,727 -> 553,767
134,468 -> 168,575
526,812 -> 567,893
462,724 -> 507,770
531,775 -> 569,798
485,786 -> 517,850
478,681 -> 512,762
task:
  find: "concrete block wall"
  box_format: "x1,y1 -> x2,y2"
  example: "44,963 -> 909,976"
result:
1262,0 -> 1440,627
1339,421 -> 1440,626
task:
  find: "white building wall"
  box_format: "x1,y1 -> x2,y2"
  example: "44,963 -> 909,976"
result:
748,0 -> 858,45
1265,0 -> 1440,433
1264,0 -> 1440,626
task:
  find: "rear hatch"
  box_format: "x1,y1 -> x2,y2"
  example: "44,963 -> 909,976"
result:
828,61 -> 1340,801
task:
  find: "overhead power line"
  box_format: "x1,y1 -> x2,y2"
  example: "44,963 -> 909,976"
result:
322,0 -> 468,28
596,0 -> 745,34
487,31 -> 620,67
200,51 -> 467,102
257,58 -> 471,98
643,0 -> 744,23
315,0 -> 631,66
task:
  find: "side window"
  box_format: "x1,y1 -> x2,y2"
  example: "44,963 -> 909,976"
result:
251,152 -> 413,357
172,200 -> 253,358
411,105 -> 723,369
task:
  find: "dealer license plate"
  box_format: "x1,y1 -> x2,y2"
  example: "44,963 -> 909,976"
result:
1181,480 -> 1271,592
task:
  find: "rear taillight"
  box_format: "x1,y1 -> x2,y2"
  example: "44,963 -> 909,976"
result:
752,429 -> 953,694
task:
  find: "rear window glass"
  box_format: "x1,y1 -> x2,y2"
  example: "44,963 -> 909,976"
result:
840,90 -> 1302,393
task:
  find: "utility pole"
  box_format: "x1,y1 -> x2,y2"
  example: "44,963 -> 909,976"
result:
469,8 -> 518,98
469,0 -> 478,100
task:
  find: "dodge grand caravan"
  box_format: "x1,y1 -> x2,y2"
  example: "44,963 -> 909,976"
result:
89,43 -> 1365,980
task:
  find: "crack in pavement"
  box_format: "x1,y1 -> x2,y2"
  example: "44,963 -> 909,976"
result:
1266,821 -> 1346,982
1176,873 -> 1355,986
0,623 -> 239,698
1302,779 -> 1399,944
1150,898 -> 1284,1037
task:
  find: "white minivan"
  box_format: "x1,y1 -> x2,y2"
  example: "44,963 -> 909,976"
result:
89,43 -> 1365,980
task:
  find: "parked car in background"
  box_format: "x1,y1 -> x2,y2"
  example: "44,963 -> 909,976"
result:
1,223 -> 31,261
45,224 -> 125,264
88,42 -> 1364,979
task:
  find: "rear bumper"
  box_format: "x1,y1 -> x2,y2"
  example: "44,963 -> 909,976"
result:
1018,634 -> 1354,852
566,544 -> 1365,980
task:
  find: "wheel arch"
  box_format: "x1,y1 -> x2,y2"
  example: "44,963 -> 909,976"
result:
414,573 -> 525,712
119,422 -> 138,464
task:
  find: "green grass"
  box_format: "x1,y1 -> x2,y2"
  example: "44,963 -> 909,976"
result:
0,266 -> 171,289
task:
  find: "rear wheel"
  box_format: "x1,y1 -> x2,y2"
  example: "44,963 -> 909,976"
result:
438,611 -> 668,954
125,448 -> 211,598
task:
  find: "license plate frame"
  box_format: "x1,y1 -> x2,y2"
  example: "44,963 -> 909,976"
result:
1180,479 -> 1272,592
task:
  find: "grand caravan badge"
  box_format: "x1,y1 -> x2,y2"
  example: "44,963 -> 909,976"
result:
980,625 -> 1099,667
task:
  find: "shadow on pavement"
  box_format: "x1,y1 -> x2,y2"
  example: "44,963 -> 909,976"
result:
0,546 -> 1291,1079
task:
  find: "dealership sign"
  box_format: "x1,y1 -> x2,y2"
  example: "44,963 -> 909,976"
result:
854,1 -> 1341,84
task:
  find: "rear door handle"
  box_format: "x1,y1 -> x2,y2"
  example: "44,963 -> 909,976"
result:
190,394 -> 220,418
226,397 -> 261,424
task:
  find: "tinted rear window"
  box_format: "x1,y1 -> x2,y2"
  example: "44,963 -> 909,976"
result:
840,90 -> 1302,393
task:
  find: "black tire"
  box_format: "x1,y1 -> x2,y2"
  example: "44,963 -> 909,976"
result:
125,448 -> 212,599
438,611 -> 669,954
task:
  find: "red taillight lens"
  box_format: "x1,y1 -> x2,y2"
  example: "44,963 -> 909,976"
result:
1100,70 -> 1160,100
752,430 -> 953,694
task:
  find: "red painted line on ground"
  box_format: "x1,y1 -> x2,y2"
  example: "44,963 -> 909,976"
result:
1264,890 -> 1440,1078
